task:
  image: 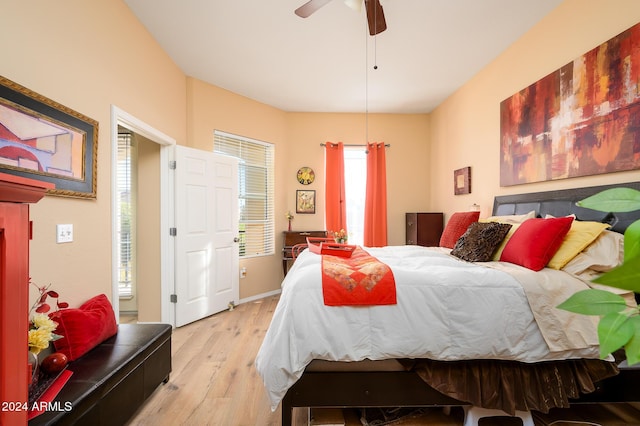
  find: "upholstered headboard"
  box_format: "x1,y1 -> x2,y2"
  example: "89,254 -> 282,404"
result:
493,181 -> 640,234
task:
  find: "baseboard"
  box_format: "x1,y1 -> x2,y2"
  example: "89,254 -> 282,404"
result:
238,289 -> 281,305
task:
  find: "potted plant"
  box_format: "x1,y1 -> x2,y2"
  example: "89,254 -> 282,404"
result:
558,187 -> 640,364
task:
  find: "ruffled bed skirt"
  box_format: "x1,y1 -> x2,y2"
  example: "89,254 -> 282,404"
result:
399,358 -> 619,415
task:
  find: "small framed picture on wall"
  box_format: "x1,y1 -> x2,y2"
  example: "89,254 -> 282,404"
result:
296,190 -> 316,214
454,166 -> 471,195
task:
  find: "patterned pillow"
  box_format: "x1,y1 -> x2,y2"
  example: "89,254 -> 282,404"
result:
451,222 -> 513,262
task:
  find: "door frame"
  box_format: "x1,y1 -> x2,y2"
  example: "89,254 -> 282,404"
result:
110,105 -> 176,326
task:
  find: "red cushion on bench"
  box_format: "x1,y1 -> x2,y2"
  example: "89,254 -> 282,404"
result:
50,294 -> 118,361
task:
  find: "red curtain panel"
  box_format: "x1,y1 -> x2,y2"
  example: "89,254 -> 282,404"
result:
364,142 -> 388,246
324,142 -> 347,234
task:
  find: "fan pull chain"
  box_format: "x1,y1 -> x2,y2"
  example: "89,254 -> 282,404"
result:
365,2 -> 381,147
373,0 -> 378,70
365,19 -> 369,146
373,33 -> 378,70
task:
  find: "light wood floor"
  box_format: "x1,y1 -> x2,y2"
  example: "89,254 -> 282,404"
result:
126,295 -> 288,425
125,295 -> 640,426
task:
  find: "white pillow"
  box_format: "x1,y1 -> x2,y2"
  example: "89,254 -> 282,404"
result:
561,230 -> 624,276
480,210 -> 536,224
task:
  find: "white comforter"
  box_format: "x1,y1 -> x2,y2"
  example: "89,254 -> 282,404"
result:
255,245 -> 603,410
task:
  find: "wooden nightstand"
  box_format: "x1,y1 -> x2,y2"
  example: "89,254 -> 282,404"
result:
405,213 -> 443,246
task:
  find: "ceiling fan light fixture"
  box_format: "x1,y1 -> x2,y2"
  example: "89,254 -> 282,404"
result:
344,0 -> 362,12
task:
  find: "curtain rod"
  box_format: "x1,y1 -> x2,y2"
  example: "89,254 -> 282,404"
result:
319,143 -> 390,148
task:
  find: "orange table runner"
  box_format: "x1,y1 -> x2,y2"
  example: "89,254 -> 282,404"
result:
321,247 -> 396,306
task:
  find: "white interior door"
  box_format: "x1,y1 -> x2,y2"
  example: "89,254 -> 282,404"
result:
211,154 -> 239,314
174,146 -> 239,327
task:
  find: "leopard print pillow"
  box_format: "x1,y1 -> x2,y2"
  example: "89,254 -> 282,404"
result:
450,221 -> 512,262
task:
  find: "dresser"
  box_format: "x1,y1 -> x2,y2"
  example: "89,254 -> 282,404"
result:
405,213 -> 444,247
282,230 -> 327,275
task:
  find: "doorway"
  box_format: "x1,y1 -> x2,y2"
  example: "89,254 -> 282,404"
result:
115,128 -> 138,321
111,106 -> 175,326
115,128 -> 163,323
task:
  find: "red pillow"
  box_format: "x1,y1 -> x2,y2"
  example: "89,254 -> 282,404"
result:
50,294 -> 118,361
500,217 -> 574,271
439,211 -> 480,248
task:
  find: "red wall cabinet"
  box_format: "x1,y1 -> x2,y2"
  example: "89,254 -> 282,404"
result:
0,173 -> 53,425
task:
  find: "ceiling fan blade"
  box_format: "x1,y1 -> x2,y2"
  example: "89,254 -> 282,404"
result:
295,0 -> 334,18
365,0 -> 387,35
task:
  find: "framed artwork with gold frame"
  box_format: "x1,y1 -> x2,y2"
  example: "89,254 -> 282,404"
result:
0,76 -> 99,199
296,190 -> 315,214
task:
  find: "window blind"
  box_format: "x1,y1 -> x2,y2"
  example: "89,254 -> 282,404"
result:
214,130 -> 275,258
116,133 -> 136,298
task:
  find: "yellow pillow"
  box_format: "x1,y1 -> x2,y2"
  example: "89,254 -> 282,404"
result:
547,221 -> 610,269
491,222 -> 521,261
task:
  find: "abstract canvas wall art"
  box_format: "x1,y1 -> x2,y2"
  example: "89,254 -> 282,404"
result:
500,22 -> 640,186
0,76 -> 98,198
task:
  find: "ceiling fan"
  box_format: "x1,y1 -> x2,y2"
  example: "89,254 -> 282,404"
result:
295,0 -> 387,36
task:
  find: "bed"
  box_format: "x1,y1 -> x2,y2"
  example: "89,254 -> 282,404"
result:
255,182 -> 640,425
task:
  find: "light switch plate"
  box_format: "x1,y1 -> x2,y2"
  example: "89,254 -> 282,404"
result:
56,224 -> 73,243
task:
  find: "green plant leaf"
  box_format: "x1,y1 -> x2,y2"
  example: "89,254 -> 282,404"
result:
598,311 -> 634,358
593,258 -> 640,292
577,188 -> 640,213
624,315 -> 640,366
556,289 -> 627,315
624,220 -> 640,262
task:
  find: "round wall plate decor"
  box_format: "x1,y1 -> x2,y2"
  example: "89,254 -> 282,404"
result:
297,167 -> 315,185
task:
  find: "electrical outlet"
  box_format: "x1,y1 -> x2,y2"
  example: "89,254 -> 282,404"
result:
240,267 -> 247,278
56,224 -> 73,243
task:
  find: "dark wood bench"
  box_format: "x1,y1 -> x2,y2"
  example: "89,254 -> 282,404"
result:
29,323 -> 172,426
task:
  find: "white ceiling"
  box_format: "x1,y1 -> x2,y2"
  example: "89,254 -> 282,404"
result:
124,0 -> 563,114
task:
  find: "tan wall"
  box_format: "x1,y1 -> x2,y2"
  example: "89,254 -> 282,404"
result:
2,0 -> 187,308
285,112 -> 430,246
429,0 -> 640,220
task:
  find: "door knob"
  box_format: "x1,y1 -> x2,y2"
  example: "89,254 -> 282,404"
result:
233,237 -> 240,243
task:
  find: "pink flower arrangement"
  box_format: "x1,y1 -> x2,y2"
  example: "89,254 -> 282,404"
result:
331,229 -> 347,243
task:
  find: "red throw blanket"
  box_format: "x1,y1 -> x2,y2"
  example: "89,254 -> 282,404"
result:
321,247 -> 397,306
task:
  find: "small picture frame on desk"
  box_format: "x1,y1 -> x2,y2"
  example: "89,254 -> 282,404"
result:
296,190 -> 315,214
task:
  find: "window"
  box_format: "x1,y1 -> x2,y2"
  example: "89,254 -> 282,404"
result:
116,132 -> 136,298
344,148 -> 367,245
214,130 -> 275,257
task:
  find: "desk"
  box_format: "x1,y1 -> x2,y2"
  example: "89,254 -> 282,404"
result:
282,230 -> 327,275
